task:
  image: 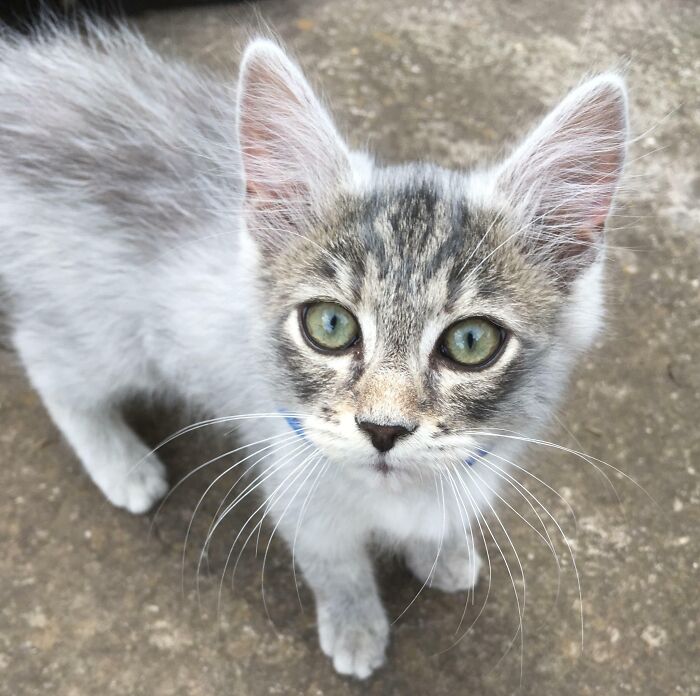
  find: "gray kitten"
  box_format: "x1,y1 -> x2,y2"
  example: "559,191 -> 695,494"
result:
0,24 -> 628,678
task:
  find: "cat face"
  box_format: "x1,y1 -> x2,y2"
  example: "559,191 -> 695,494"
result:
236,41 -> 627,481
253,170 -> 590,480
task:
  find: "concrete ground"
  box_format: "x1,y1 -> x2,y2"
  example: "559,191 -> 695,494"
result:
2,0 -> 699,694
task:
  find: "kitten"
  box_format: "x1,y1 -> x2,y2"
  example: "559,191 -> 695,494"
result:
0,24 -> 628,678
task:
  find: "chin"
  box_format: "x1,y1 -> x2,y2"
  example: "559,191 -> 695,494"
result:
366,453 -> 439,490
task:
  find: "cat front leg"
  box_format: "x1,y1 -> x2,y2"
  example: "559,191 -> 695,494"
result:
405,533 -> 482,594
15,331 -> 168,514
40,398 -> 168,514
294,540 -> 388,679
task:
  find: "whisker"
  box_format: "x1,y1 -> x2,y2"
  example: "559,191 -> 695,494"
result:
480,445 -> 579,534
291,458 -> 331,611
466,428 -> 656,504
477,453 -> 583,648
180,431 -> 301,597
218,447 -> 318,618
198,439 -> 314,604
441,468 -> 479,630
141,411 -> 313,463
202,438 -> 314,572
467,452 -> 558,556
435,466 -> 495,653
392,472 -> 446,624
260,453 -> 325,622
150,429 -> 297,538
456,462 -> 526,683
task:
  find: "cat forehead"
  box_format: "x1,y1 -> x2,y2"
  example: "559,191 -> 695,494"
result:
351,181 -> 468,265
316,172 -> 523,304
269,166 -> 560,334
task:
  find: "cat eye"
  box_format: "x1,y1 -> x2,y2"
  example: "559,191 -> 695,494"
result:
301,301 -> 360,352
439,317 -> 505,369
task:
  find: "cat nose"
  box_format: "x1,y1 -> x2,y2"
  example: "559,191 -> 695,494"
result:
356,420 -> 416,452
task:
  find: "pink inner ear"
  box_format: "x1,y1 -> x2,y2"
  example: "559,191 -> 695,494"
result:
499,77 -> 628,262
239,57 -> 308,205
236,42 -> 351,233
241,133 -> 308,208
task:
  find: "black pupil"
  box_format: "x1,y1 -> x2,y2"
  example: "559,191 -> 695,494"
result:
329,313 -> 338,331
466,330 -> 476,349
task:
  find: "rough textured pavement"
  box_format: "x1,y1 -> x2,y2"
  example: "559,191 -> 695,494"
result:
2,1 -> 699,694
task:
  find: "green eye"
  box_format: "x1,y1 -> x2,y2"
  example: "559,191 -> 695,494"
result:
440,317 -> 505,368
301,301 -> 360,352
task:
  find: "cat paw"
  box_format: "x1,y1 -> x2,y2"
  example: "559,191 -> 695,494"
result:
407,544 -> 482,594
96,457 -> 169,515
317,599 -> 389,679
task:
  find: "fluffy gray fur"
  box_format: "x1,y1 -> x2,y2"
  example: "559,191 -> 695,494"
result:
0,23 -> 628,679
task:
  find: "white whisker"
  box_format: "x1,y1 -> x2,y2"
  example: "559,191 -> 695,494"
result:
180,431 -> 301,596
260,453 -> 325,621
392,473 -> 446,624
456,462 -> 525,683
466,428 -> 656,504
291,458 -> 331,610
477,452 -> 584,648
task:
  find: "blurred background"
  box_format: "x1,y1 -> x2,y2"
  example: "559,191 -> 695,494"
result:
1,1 -> 698,695
0,0 -> 216,24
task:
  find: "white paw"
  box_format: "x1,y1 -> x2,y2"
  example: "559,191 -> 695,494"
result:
408,545 -> 482,594
317,599 -> 389,679
97,457 -> 169,515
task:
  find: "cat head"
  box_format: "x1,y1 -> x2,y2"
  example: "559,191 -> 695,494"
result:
236,40 -> 628,482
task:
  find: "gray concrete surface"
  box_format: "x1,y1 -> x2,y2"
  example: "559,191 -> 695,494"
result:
2,1 -> 699,694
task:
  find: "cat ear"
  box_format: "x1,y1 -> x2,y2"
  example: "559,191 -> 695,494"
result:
494,74 -> 628,274
236,39 -> 352,248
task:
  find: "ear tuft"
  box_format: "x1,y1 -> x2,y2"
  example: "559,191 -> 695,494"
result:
236,39 -> 351,251
495,73 -> 629,273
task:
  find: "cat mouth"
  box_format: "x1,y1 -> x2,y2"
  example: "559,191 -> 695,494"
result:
374,456 -> 392,475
